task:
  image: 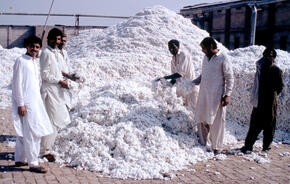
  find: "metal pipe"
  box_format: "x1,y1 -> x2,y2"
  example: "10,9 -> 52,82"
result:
249,4 -> 257,45
0,12 -> 130,19
41,0 -> 55,40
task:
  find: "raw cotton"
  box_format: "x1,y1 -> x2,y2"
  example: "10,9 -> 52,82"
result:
0,5 -> 289,180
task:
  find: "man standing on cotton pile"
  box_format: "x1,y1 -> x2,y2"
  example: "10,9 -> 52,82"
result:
40,28 -> 71,162
193,37 -> 234,155
12,36 -> 53,173
57,33 -> 79,111
156,39 -> 198,108
240,48 -> 283,153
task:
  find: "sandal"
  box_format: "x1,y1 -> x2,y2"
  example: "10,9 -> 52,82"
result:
15,161 -> 28,167
29,166 -> 47,173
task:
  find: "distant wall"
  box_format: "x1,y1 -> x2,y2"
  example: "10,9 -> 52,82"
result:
0,25 -> 107,48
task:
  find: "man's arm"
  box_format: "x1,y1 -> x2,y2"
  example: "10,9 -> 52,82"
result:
222,55 -> 234,106
12,59 -> 26,116
275,67 -> 284,95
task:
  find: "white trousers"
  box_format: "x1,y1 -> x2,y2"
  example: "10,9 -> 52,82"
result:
14,118 -> 41,167
40,122 -> 58,155
198,106 -> 226,150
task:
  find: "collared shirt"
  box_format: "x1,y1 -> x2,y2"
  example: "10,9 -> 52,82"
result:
171,50 -> 195,81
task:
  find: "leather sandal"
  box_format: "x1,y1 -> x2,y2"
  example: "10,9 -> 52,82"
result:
29,166 -> 47,173
15,161 -> 28,167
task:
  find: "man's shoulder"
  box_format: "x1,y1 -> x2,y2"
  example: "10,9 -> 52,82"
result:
218,50 -> 229,58
41,47 -> 51,55
16,54 -> 28,63
271,64 -> 283,73
179,50 -> 188,56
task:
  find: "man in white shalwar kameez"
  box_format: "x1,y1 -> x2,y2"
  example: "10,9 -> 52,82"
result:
193,37 -> 234,154
157,39 -> 197,108
57,34 -> 73,110
40,28 -> 71,162
12,36 -> 53,173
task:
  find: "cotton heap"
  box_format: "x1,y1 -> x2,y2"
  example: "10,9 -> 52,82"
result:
0,5 -> 289,180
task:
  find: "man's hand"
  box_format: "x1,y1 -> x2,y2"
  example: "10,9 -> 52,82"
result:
18,106 -> 26,116
59,80 -> 69,89
71,73 -> 80,81
221,95 -> 230,106
155,77 -> 163,82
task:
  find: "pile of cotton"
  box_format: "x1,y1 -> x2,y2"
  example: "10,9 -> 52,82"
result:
0,47 -> 25,107
55,80 -> 213,179
52,5 -> 289,179
0,5 -> 289,180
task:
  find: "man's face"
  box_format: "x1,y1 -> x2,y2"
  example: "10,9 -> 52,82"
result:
49,35 -> 62,48
264,51 -> 275,63
169,44 -> 179,56
58,36 -> 67,49
200,44 -> 209,55
26,43 -> 41,58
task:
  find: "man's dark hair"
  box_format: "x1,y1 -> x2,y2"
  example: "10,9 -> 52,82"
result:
24,36 -> 42,48
200,37 -> 217,50
47,28 -> 63,41
263,47 -> 277,58
168,39 -> 180,48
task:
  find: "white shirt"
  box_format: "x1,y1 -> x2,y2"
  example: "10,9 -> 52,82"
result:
195,50 -> 234,125
171,50 -> 195,82
40,46 -> 71,128
57,48 -> 70,74
12,54 -> 53,137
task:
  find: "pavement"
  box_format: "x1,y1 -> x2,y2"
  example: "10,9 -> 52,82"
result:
0,108 -> 289,184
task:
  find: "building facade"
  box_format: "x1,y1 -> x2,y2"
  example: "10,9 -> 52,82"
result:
180,0 -> 290,51
0,25 -> 107,49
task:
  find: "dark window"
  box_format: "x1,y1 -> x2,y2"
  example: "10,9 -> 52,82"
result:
217,10 -> 222,13
280,36 -> 287,51
234,37 -> 240,49
236,7 -> 241,10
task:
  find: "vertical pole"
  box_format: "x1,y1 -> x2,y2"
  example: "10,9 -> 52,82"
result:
249,4 -> 257,45
75,15 -> 80,35
41,0 -> 55,41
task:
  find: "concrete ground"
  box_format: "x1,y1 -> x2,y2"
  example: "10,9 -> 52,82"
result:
0,108 -> 289,184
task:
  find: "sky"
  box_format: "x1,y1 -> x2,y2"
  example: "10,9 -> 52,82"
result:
0,0 -> 222,26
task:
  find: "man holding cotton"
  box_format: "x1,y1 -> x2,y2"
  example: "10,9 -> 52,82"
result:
193,37 -> 234,154
57,33 -> 79,111
157,39 -> 197,108
40,28 -> 71,162
12,36 -> 53,173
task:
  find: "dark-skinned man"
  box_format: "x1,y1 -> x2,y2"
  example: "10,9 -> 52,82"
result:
157,39 -> 197,108
193,37 -> 234,154
39,28 -> 71,162
240,48 -> 283,153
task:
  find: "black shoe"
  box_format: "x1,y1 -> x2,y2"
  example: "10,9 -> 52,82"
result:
214,149 -> 222,155
29,166 -> 47,173
262,147 -> 271,152
15,161 -> 28,167
42,154 -> 56,162
240,146 -> 252,154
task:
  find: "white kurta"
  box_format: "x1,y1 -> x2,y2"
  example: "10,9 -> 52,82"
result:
12,54 -> 53,166
195,51 -> 234,150
171,50 -> 197,106
40,46 -> 71,129
57,48 -> 72,109
12,54 -> 53,137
